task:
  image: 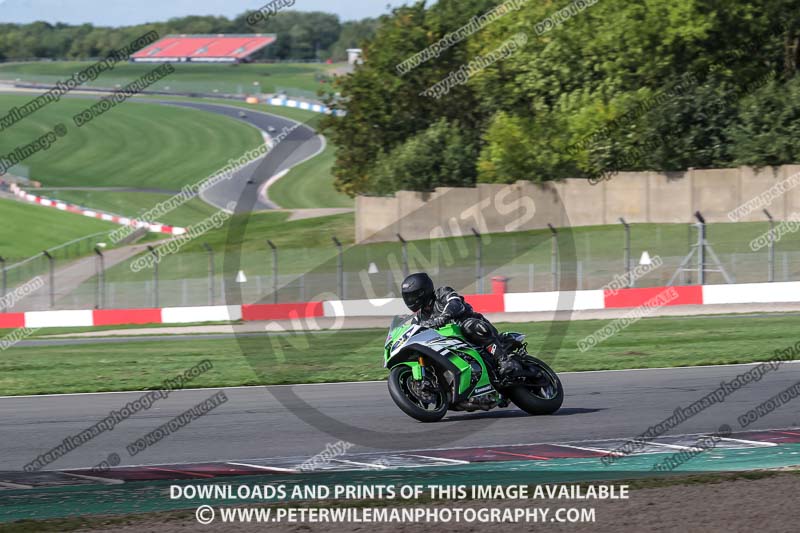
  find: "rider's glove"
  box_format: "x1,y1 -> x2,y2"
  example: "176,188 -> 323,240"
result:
420,317 -> 446,329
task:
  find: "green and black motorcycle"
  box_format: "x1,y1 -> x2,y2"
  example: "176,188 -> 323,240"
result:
384,315 -> 564,422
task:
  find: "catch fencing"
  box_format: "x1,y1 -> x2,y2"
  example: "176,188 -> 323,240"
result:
3,217 -> 800,312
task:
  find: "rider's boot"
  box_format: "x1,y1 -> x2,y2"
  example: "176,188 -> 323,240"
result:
488,343 -> 541,380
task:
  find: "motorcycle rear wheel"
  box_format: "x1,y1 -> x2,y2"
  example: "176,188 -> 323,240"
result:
387,365 -> 448,423
505,357 -> 564,415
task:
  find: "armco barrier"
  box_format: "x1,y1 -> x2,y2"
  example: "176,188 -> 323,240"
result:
242,302 -> 324,321
267,96 -> 345,116
11,187 -> 186,236
0,313 -> 25,328
504,290 -> 605,313
93,308 -> 161,326
702,281 -> 800,305
603,286 -> 703,308
2,281 -> 799,329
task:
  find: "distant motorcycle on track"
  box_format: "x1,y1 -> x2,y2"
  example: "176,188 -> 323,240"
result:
383,315 -> 564,422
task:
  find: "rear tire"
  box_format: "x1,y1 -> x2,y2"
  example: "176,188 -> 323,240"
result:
388,365 -> 448,423
505,357 -> 564,415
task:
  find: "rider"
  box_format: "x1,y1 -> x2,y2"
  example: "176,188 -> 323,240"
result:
400,272 -> 529,379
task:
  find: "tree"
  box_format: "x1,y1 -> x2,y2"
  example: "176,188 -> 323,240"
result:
370,118 -> 478,194
320,0 -> 496,196
727,77 -> 800,167
328,19 -> 380,61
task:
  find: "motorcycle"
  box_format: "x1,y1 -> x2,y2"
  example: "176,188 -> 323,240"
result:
384,315 -> 564,422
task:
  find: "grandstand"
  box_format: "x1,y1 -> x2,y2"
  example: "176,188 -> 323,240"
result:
131,34 -> 276,63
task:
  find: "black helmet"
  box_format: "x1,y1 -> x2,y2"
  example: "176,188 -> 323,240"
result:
401,272 -> 434,312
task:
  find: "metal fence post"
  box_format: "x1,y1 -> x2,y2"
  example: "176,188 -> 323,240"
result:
696,211 -> 706,285
202,243 -> 215,305
332,236 -> 343,299
94,247 -> 105,309
397,233 -> 409,278
548,224 -> 559,291
764,209 -> 775,282
619,217 -> 632,287
471,228 -> 484,294
147,245 -> 159,308
0,256 -> 5,312
267,240 -> 278,304
42,250 -> 55,308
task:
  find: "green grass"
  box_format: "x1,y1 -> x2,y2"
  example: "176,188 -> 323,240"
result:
267,142 -> 351,208
101,210 -> 355,282
95,213 -> 800,287
138,95 -> 350,209
0,94 -> 263,189
0,197 -> 115,259
37,190 -> 221,227
0,62 -> 339,98
0,89 -> 346,266
0,314 -> 796,396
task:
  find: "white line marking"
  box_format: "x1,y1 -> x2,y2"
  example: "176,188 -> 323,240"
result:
402,454 -> 470,465
717,437 -> 779,447
64,472 -> 124,484
556,444 -> 620,456
37,426 -> 800,473
261,134 -> 328,208
332,459 -> 389,470
176,100 -> 326,212
226,462 -> 299,473
0,481 -> 33,489
647,442 -> 703,452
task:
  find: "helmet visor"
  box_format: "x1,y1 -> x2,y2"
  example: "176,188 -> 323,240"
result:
402,288 -> 427,312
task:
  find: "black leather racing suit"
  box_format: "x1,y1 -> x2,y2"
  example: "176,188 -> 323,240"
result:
413,286 -> 506,370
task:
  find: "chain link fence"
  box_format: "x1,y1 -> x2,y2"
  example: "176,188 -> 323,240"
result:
1,232 -> 112,311
3,220 -> 800,312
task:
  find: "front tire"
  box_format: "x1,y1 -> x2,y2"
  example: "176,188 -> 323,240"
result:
387,365 -> 448,423
505,357 -> 564,415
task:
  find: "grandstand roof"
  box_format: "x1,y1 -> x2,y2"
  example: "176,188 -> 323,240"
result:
131,34 -> 276,63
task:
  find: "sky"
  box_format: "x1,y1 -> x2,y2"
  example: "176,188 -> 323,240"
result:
0,0 -> 424,25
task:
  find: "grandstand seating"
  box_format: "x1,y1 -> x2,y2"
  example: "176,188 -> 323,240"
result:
132,34 -> 276,63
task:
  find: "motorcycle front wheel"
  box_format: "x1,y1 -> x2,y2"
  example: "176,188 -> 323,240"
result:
504,356 -> 564,415
387,365 -> 448,423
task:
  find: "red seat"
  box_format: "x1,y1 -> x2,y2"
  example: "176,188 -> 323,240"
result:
132,35 -> 276,61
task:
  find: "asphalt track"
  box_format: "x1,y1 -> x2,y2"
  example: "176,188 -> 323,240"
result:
0,88 -> 325,212
146,100 -> 324,212
2,361 -> 798,471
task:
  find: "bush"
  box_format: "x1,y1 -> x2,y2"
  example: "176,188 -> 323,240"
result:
727,77 -> 800,167
370,119 -> 478,194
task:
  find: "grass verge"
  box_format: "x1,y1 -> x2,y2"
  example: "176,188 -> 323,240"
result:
0,94 -> 263,190
0,197 -> 115,259
139,95 -> 351,209
267,142 -> 350,209
35,190 -> 221,227
0,313 -> 796,396
0,62 -> 338,97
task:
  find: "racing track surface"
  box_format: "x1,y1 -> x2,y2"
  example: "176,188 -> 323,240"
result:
0,90 -> 325,212
151,100 -> 324,212
1,362 -> 799,471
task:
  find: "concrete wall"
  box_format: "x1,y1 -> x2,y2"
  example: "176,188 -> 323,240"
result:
355,165 -> 800,243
